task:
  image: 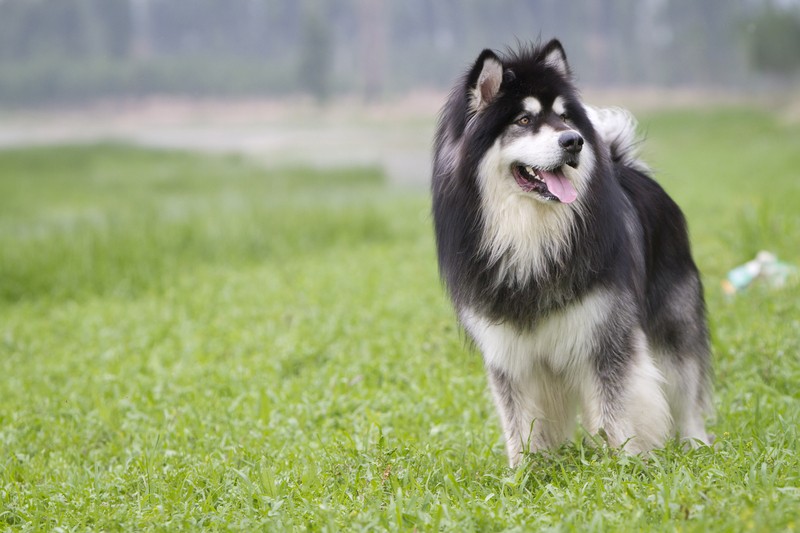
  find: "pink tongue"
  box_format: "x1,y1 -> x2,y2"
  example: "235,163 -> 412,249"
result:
540,169 -> 577,204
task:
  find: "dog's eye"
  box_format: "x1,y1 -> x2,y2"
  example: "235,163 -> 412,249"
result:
516,116 -> 530,126
560,112 -> 569,122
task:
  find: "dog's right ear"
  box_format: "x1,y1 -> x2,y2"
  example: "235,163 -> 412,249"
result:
468,49 -> 503,112
542,39 -> 571,78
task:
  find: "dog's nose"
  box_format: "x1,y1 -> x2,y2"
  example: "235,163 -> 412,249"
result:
559,131 -> 584,154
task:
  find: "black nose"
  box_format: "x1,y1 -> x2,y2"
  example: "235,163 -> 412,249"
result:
559,131 -> 584,154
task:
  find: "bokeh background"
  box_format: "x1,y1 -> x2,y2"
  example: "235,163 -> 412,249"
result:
1,0 -> 799,101
1,0 -> 799,186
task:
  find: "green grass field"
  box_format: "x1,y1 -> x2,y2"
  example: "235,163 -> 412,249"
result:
1,108 -> 799,531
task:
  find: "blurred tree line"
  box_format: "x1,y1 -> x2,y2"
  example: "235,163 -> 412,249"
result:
0,0 -> 797,106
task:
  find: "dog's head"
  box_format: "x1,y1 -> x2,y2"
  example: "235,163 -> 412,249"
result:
464,40 -> 597,205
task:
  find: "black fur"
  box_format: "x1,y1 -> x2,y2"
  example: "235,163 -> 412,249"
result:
433,41 -> 627,327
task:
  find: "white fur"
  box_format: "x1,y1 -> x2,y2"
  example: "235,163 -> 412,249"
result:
462,288 -> 614,380
590,329 -> 671,453
523,96 -> 542,116
585,106 -> 650,173
464,298 -> 671,465
488,363 -> 578,461
552,96 -> 566,117
656,350 -> 712,446
501,125 -> 571,171
463,289 -> 614,464
475,132 -> 596,284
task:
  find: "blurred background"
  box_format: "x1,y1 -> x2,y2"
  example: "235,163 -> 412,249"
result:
2,5 -> 800,526
1,0 -> 799,186
1,0 -> 799,102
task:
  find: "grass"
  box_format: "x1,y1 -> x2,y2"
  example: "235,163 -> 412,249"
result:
0,108 -> 799,531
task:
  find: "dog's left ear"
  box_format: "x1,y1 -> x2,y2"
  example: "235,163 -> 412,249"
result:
542,39 -> 571,78
468,49 -> 503,112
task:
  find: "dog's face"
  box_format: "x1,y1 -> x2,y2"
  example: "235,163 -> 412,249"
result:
466,40 -> 597,206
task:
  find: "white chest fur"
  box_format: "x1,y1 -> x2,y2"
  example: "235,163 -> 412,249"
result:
460,288 -> 614,379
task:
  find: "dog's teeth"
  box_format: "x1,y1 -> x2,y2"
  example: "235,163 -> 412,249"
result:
525,165 -> 535,175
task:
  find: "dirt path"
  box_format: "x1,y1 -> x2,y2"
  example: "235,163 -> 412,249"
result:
0,95 -> 441,188
1,88 -> 765,188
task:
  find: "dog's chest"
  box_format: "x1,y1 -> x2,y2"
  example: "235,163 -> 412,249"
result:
461,288 -> 612,378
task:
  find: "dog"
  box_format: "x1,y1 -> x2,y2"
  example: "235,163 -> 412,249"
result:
431,39 -> 712,466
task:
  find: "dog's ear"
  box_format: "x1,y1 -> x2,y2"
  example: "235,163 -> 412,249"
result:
542,39 -> 570,78
468,49 -> 503,112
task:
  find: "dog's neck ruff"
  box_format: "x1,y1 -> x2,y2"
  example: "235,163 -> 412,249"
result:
475,139 -> 594,286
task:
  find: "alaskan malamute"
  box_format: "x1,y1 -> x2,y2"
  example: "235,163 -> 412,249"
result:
432,40 -> 712,466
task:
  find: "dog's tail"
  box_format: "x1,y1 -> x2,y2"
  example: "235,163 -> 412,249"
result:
586,106 -> 650,173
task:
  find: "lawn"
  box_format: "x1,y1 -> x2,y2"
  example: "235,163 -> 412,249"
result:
1,108 -> 799,531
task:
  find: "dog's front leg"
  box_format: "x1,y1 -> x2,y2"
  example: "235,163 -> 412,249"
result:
581,328 -> 671,453
486,367 -> 529,466
487,365 -> 576,467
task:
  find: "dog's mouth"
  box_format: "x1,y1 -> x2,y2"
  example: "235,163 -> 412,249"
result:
512,164 -> 578,204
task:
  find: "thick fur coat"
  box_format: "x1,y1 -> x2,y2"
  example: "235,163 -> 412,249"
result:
431,40 -> 712,466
